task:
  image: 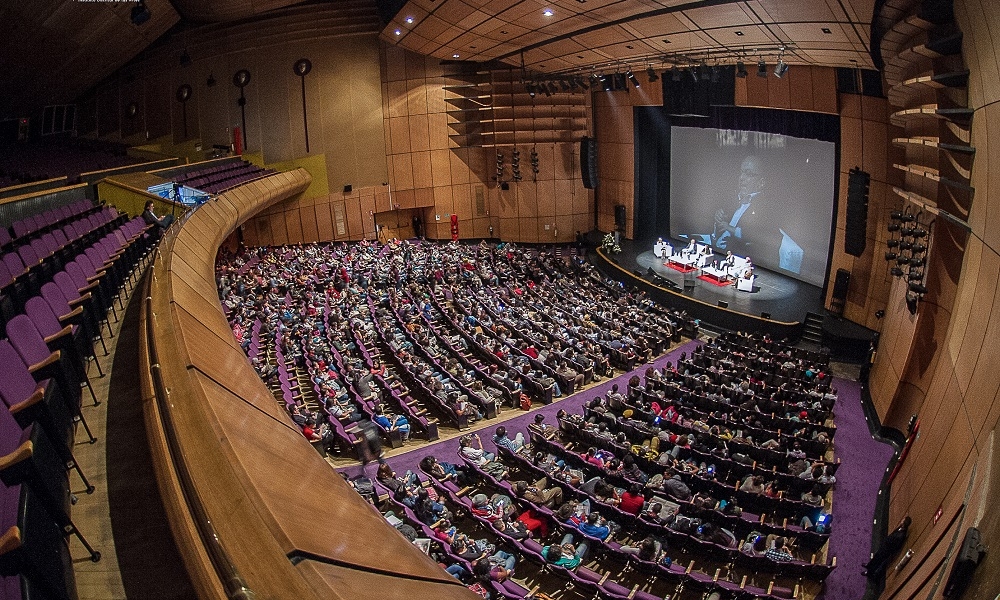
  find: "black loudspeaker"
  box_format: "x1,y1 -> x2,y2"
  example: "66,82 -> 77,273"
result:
718,301 -> 728,308
845,167 -> 870,257
832,268 -> 851,301
760,312 -> 771,319
615,205 -> 627,230
581,136 -> 598,189
944,527 -> 985,597
343,184 -> 353,193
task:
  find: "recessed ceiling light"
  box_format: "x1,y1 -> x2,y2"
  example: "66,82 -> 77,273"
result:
453,53 -> 460,58
542,8 -> 554,16
625,44 -> 633,49
470,45 -> 477,49
394,29 -> 401,35
735,31 -> 744,36
405,16 -> 414,24
663,38 -> 671,43
577,55 -> 584,59
500,30 -> 508,34
821,27 -> 832,34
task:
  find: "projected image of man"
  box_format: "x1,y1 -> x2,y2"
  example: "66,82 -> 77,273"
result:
711,156 -> 803,274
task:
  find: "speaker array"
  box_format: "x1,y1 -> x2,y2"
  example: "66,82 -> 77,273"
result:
845,167 -> 870,257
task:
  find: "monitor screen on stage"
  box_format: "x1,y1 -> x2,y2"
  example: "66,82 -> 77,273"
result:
669,126 -> 836,287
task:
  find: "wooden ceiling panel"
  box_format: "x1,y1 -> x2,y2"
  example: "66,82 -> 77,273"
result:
681,3 -> 757,29
624,13 -> 697,38
752,0 -> 839,22
706,25 -> 777,47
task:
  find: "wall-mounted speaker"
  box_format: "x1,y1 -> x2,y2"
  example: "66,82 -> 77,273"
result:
944,527 -> 985,597
718,301 -> 728,308
614,205 -> 627,230
844,167 -> 870,257
581,136 -> 598,189
832,269 -> 851,301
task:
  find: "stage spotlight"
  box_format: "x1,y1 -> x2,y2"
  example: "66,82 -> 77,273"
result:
900,241 -> 913,251
701,64 -> 711,80
542,82 -> 552,97
627,70 -> 640,88
711,65 -> 720,83
578,76 -> 589,89
888,223 -> 900,232
757,58 -> 767,77
885,252 -> 897,261
891,267 -> 904,277
690,67 -> 699,82
671,66 -> 680,81
559,79 -> 570,92
908,271 -> 924,281
913,228 -> 927,238
590,74 -> 600,88
886,239 -> 899,248
896,255 -> 909,265
909,283 -> 928,294
647,66 -> 659,82
910,257 -> 925,267
890,211 -> 903,221
906,294 -> 919,314
901,213 -> 916,222
774,58 -> 788,78
912,243 -> 927,253
526,82 -> 536,97
736,60 -> 748,78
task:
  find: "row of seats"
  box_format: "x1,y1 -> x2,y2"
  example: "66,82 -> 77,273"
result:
1,199 -> 95,253
0,204 -> 156,600
0,138 -> 138,188
177,161 -> 274,195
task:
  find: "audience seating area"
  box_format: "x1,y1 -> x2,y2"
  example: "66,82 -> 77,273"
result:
174,160 -> 275,194
354,332 -> 838,599
216,240 -> 696,460
0,196 -> 157,600
0,137 -> 139,187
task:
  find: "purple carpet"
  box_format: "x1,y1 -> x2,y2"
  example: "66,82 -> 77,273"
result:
341,341 -> 894,599
820,378 -> 895,600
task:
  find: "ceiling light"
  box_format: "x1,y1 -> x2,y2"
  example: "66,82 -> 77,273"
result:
627,69 -> 640,88
822,27 -> 832,34
542,8 -> 554,16
405,16 -> 414,24
735,31 -> 744,36
453,53 -> 460,58
757,58 -> 767,77
647,66 -> 659,82
394,29 -> 402,35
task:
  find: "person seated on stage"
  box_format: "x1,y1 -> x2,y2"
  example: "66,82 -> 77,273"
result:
723,251 -> 736,269
683,238 -> 697,255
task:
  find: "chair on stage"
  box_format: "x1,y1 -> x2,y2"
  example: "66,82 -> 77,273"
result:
737,274 -> 755,292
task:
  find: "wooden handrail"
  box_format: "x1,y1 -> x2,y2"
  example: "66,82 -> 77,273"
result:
138,170 -> 478,599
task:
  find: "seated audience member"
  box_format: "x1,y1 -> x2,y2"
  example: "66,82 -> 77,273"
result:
459,433 -> 495,465
542,533 -> 590,569
512,477 -> 564,508
493,426 -> 525,453
618,483 -> 646,516
620,535 -> 664,562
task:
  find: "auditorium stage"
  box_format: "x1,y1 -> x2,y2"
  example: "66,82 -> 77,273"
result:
591,236 -> 829,339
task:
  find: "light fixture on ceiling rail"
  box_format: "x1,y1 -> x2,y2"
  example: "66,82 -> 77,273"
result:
627,69 -> 640,88
774,46 -> 788,78
647,66 -> 659,83
757,56 -> 767,77
671,66 -> 680,81
736,59 -> 747,78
